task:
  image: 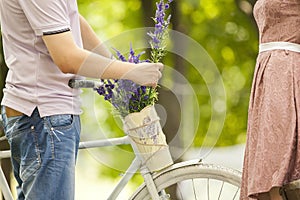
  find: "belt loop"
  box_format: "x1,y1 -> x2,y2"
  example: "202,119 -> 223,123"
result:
0,115 -> 4,131
0,106 -> 5,132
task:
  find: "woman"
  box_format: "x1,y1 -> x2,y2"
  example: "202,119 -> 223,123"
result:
241,0 -> 300,199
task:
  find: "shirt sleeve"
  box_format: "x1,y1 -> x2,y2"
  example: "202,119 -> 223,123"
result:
18,0 -> 72,36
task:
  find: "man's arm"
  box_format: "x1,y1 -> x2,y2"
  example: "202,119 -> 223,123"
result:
42,31 -> 163,86
79,15 -> 112,58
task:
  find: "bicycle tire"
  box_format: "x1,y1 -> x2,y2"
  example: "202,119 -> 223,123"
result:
130,161 -> 242,200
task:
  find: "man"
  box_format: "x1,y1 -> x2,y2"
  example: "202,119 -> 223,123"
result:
0,0 -> 163,199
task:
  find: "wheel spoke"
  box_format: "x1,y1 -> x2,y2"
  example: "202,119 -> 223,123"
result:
192,179 -> 198,200
217,181 -> 224,200
177,182 -> 184,200
232,187 -> 240,200
207,178 -> 210,200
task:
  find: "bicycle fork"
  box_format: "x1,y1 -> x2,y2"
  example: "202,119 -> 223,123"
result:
140,166 -> 160,200
106,157 -> 168,200
140,166 -> 170,200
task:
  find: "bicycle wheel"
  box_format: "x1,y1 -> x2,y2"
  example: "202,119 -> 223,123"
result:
130,161 -> 242,200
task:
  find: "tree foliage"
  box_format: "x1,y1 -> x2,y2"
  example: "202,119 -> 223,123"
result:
179,0 -> 258,146
75,0 -> 259,182
77,0 -> 258,147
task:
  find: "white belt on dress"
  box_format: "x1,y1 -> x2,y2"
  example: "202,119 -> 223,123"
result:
259,41 -> 300,53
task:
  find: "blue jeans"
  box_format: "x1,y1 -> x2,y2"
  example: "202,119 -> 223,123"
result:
1,107 -> 81,200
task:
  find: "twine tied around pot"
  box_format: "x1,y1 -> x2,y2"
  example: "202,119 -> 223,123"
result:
123,105 -> 173,172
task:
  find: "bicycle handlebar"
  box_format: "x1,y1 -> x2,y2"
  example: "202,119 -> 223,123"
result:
68,79 -> 103,89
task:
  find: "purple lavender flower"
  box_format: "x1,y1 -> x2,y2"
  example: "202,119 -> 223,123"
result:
95,87 -> 105,95
113,48 -> 127,62
95,0 -> 171,117
141,86 -> 146,93
148,0 -> 172,62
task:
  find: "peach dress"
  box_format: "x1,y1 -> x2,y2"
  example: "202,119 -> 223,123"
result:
240,0 -> 300,199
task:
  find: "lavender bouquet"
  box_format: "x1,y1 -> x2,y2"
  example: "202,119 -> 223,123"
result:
95,0 -> 172,118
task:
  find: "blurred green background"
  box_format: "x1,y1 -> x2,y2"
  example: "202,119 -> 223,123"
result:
0,0 -> 259,198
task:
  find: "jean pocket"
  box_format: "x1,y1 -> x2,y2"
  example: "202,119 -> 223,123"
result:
46,115 -> 80,161
49,114 -> 73,129
47,114 -> 80,141
4,115 -> 28,143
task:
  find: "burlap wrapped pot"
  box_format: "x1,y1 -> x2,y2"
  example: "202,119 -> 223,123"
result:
123,105 -> 173,172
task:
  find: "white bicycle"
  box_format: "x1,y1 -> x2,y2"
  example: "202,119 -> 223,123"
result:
0,80 -> 242,200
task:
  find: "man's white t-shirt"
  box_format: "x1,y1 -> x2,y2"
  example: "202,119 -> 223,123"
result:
0,0 -> 83,117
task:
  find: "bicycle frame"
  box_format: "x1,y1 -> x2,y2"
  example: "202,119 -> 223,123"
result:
79,135 -> 161,200
0,149 -> 12,200
0,135 -> 163,200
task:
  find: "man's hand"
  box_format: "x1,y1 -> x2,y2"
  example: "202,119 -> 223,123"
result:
123,62 -> 164,87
